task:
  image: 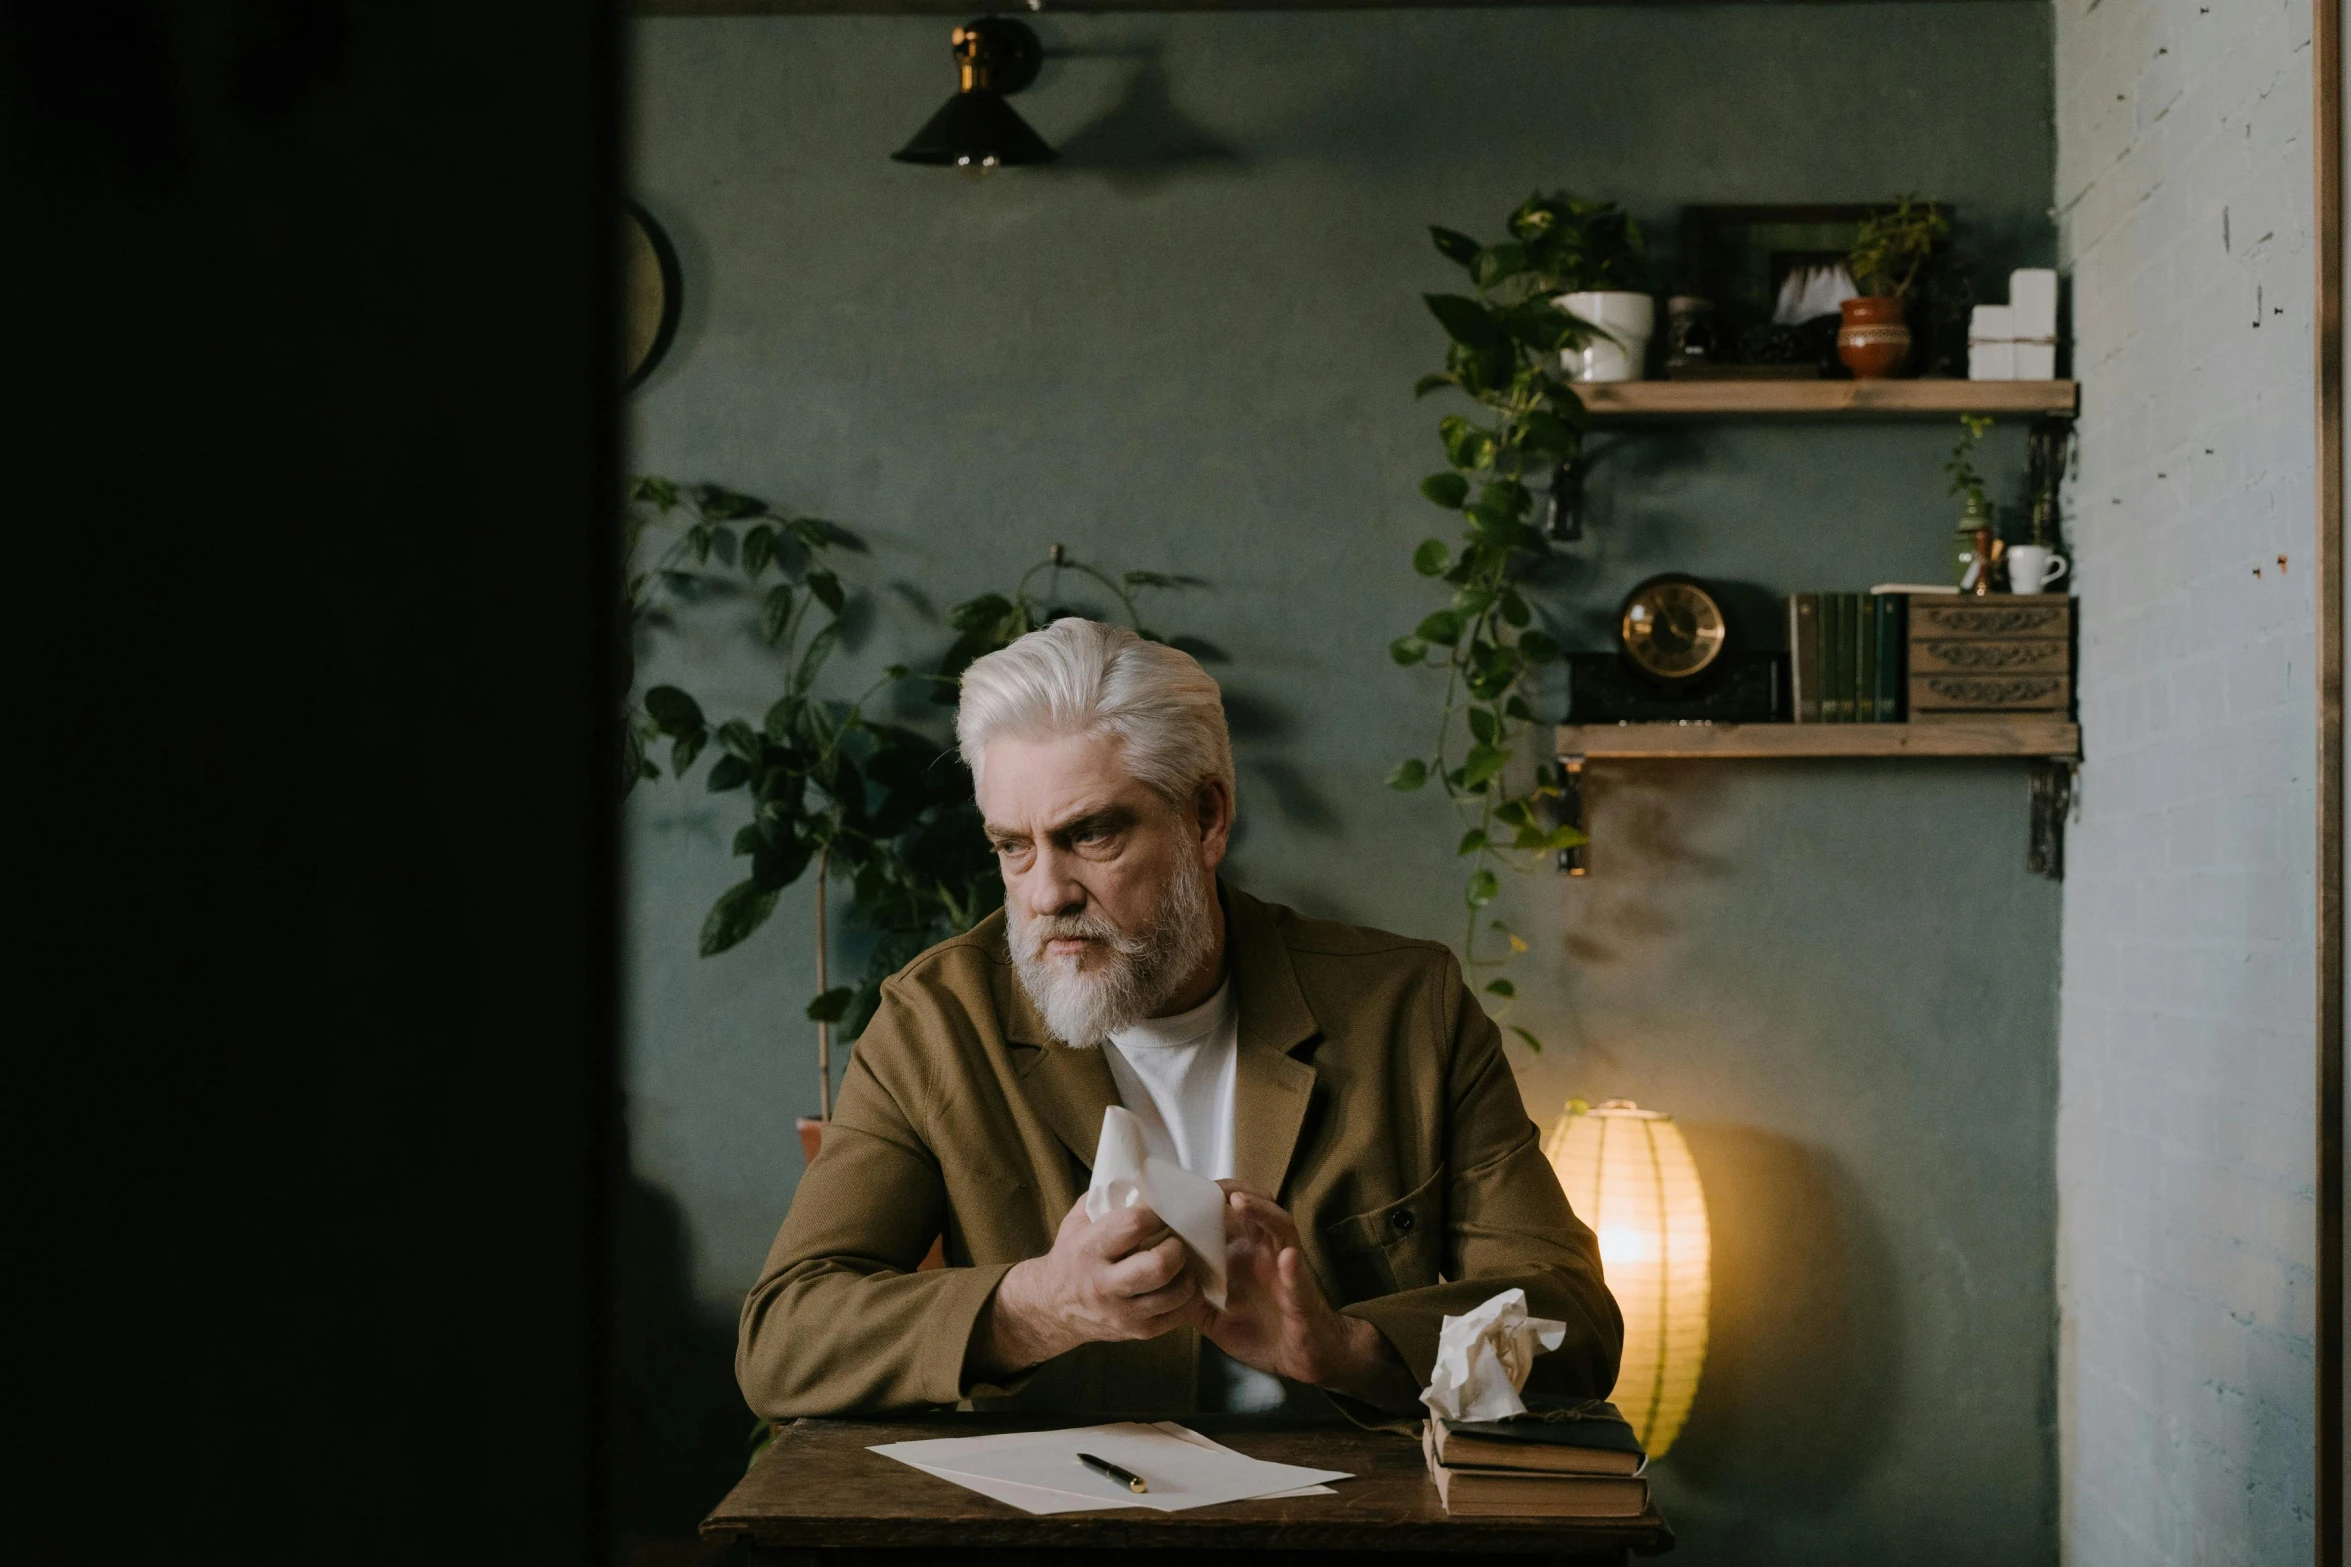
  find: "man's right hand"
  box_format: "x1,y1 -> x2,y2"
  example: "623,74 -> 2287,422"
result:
969,1198 -> 1202,1379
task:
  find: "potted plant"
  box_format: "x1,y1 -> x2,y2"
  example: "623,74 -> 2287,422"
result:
1511,194 -> 1653,382
1943,414 -> 1998,588
1841,196 -> 1950,378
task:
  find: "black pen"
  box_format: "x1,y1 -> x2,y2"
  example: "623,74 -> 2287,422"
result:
1075,1451 -> 1149,1494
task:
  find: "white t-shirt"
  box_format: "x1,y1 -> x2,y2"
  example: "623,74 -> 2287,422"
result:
1101,978 -> 1289,1413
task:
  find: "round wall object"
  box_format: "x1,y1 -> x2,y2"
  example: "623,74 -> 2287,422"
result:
1617,573 -> 1729,683
623,200 -> 681,391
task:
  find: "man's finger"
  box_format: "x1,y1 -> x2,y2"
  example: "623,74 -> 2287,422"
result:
1105,1232 -> 1187,1296
1230,1190 -> 1302,1248
1088,1202 -> 1172,1258
1122,1273 -> 1200,1318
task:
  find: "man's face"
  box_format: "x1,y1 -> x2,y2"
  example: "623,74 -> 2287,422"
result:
977,730 -> 1230,1042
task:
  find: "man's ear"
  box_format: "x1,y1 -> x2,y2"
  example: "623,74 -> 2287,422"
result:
1194,777 -> 1234,868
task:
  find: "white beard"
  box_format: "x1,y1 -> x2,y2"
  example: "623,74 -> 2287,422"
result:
1009,858 -> 1219,1048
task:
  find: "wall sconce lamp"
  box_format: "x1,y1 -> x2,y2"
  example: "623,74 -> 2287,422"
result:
892,17 -> 1057,176
1544,1098 -> 1711,1458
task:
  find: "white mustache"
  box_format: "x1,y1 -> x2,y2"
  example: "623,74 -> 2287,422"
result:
1025,910 -> 1149,959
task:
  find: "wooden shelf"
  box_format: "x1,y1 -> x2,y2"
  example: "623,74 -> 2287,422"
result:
1555,717 -> 2080,760
1574,379 -> 2077,421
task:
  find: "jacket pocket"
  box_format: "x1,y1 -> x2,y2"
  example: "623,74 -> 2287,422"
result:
1317,1164 -> 1444,1302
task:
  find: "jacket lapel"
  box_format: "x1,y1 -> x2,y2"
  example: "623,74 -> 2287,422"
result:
1224,887 -> 1322,1201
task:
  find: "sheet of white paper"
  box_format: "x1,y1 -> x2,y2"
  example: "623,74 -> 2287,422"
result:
1083,1106 -> 1230,1309
1418,1287 -> 1568,1423
1151,1421 -> 1335,1499
871,1421 -> 1349,1514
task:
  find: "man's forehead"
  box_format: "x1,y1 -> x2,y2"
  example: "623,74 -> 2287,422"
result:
976,733 -> 1155,834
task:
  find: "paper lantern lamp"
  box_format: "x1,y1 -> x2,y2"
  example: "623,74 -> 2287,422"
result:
1544,1098 -> 1710,1457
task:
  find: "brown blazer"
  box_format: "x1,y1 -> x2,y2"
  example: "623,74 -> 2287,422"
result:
736,884 -> 1622,1418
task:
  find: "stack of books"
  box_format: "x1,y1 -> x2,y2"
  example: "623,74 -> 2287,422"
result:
1786,591 -> 1904,723
1421,1398 -> 1650,1519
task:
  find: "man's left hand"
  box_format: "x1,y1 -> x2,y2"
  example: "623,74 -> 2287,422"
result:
1200,1184 -> 1422,1412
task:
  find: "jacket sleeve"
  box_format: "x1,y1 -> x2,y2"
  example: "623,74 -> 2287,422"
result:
1340,957 -> 1624,1403
735,981 -> 1016,1418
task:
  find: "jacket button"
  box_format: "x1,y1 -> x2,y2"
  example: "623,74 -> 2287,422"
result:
1391,1209 -> 1415,1234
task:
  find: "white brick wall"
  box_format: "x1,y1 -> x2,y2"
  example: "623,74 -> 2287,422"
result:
2054,0 -> 2319,1559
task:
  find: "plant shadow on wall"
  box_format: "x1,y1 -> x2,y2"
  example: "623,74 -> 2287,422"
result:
1664,1124 -> 1902,1514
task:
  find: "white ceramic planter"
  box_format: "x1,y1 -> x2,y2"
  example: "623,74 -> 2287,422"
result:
1557,291 -> 1655,382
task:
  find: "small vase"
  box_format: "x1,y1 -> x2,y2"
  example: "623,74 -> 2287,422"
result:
1838,295 -> 1911,379
1952,496 -> 1996,590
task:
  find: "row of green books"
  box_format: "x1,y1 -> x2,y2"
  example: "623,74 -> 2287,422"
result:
1787,592 -> 1903,723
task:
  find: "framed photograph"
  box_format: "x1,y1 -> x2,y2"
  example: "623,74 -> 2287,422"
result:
1680,203 -> 1965,375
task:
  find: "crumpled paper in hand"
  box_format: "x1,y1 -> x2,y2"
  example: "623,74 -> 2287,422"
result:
1082,1105 -> 1230,1310
1419,1287 -> 1568,1423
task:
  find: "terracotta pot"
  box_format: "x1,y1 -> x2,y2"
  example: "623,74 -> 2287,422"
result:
1837,295 -> 1912,379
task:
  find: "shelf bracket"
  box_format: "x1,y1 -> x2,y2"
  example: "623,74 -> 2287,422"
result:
2028,758 -> 2075,881
1553,752 -> 1588,877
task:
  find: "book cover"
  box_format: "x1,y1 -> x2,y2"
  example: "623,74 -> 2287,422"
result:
1822,593 -> 1848,722
1854,592 -> 1876,723
1788,593 -> 1821,722
1432,1399 -> 1646,1477
1422,1425 -> 1650,1518
1873,593 -> 1905,720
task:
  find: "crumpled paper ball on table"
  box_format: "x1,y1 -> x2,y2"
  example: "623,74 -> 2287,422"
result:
1419,1287 -> 1568,1423
1083,1105 -> 1230,1310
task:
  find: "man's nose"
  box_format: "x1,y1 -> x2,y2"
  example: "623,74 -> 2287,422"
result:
1021,843 -> 1087,919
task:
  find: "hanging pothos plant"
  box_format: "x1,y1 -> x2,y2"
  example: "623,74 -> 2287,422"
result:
1388,196 -> 1599,1051
623,476 -> 1200,1112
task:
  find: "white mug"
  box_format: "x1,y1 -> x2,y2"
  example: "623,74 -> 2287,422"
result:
2007,543 -> 2068,594
1556,291 -> 1655,383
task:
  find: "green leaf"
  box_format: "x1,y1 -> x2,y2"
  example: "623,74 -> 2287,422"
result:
732,823 -> 764,856
1462,742 -> 1510,787
1471,242 -> 1528,289
643,685 -> 705,736
743,524 -> 776,579
1500,592 -> 1532,628
1457,828 -> 1488,856
805,568 -> 845,616
1412,539 -> 1453,576
1486,978 -> 1516,999
792,620 -> 841,697
806,986 -> 856,1024
699,878 -> 780,956
1465,868 -> 1500,908
763,695 -> 803,743
706,753 -> 751,791
1520,409 -> 1580,458
688,524 -> 712,564
1439,416 -> 1496,472
718,719 -> 762,764
1466,707 -> 1499,745
709,527 -> 738,566
628,475 -> 681,510
1424,294 -> 1502,351
1414,610 -> 1465,647
670,730 -> 705,777
1414,373 -> 1459,399
1429,226 -> 1482,267
1509,1025 -> 1542,1054
1388,757 -> 1429,790
1518,629 -> 1561,664
1389,636 -> 1430,666
1420,473 -> 1470,510
761,585 -> 795,645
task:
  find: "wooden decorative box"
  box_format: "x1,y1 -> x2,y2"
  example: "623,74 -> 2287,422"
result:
1905,593 -> 2074,718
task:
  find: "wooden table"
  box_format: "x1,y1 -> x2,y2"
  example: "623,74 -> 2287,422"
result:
702,1415 -> 1675,1565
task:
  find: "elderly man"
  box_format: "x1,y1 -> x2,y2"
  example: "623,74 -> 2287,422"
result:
737,619 -> 1620,1419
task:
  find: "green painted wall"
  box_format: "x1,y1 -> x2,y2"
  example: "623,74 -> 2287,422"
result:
626,8 -> 2058,1558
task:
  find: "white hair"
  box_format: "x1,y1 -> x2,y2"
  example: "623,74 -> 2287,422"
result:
955,618 -> 1235,810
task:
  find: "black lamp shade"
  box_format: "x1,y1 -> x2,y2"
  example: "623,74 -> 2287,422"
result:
892,88 -> 1056,167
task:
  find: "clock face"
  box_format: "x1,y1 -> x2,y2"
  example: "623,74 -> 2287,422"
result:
1619,576 -> 1728,681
